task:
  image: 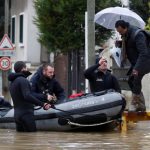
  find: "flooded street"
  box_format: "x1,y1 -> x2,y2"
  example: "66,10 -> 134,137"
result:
0,122 -> 150,150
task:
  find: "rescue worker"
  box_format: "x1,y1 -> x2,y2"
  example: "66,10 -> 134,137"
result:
84,57 -> 121,93
30,63 -> 66,104
8,61 -> 51,132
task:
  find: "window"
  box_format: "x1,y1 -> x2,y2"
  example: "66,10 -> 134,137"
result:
11,16 -> 15,44
19,13 -> 24,44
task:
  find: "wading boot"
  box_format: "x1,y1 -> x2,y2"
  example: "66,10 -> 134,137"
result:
129,103 -> 137,112
139,92 -> 145,105
132,93 -> 146,112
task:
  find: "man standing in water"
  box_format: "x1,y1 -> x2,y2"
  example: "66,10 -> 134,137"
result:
115,20 -> 150,111
8,61 -> 51,132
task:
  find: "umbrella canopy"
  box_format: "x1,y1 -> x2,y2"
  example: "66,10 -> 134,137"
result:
94,7 -> 145,29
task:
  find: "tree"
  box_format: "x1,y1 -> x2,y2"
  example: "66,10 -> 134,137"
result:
145,18 -> 150,31
34,0 -> 121,53
130,0 -> 149,24
130,0 -> 150,31
145,1 -> 150,31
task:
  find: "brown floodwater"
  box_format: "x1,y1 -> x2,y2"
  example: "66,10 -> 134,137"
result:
0,121 -> 150,150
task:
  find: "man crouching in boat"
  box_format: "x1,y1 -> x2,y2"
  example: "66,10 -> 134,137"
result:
84,57 -> 121,93
30,63 -> 66,104
8,61 -> 51,132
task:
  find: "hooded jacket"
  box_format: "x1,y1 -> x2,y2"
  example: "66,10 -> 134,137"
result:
30,67 -> 66,103
84,64 -> 121,93
8,72 -> 44,118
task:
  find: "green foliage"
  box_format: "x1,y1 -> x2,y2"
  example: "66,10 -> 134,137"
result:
130,0 -> 150,31
34,0 -> 86,53
145,19 -> 150,31
34,0 -> 121,53
130,0 -> 149,24
145,2 -> 150,31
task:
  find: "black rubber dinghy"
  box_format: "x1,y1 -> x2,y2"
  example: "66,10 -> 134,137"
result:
0,90 -> 126,131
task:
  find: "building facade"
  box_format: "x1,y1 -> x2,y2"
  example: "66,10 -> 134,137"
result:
10,0 -> 41,64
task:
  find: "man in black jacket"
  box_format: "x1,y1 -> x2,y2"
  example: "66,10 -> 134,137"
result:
84,57 -> 121,93
8,61 -> 51,132
115,20 -> 150,111
30,63 -> 66,104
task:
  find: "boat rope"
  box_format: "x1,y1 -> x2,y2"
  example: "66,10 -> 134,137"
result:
34,106 -> 42,110
67,119 -> 115,127
52,106 -> 90,116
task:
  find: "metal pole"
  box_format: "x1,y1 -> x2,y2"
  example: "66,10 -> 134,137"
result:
4,0 -> 9,34
85,0 -> 95,93
85,11 -> 89,93
2,0 -> 11,101
87,0 -> 95,67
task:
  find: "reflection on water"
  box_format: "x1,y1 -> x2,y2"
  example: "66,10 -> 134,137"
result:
1,121 -> 150,150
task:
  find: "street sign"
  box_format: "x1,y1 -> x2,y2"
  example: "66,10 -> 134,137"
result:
0,57 -> 11,70
0,50 -> 15,56
0,34 -> 14,50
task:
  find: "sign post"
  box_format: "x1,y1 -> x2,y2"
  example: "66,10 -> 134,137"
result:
0,34 -> 14,101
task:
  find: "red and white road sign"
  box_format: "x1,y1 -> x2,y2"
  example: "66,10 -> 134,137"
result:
0,57 -> 11,70
0,34 -> 14,50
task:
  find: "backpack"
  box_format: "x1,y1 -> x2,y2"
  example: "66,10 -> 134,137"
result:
132,29 -> 150,47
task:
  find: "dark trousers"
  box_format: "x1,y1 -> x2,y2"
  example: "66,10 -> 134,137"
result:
128,64 -> 150,95
128,74 -> 144,94
15,113 -> 37,132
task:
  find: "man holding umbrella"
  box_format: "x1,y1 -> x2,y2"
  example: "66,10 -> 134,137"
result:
115,20 -> 150,111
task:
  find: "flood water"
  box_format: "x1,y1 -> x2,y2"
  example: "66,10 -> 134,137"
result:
1,121 -> 150,150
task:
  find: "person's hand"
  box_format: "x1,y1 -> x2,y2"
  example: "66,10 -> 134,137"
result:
99,58 -> 107,66
47,94 -> 54,101
132,69 -> 138,76
43,103 -> 51,110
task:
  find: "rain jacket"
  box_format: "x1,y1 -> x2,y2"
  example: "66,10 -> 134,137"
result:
30,67 -> 66,103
